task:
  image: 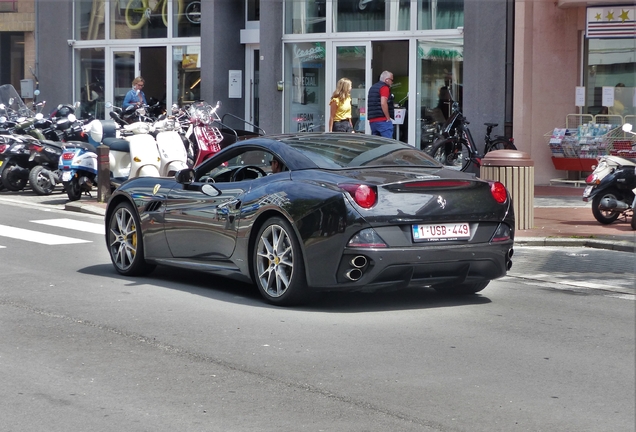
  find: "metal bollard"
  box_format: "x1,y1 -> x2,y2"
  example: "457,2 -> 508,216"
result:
97,144 -> 111,203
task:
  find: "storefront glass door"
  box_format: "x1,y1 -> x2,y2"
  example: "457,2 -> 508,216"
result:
333,43 -> 371,133
111,49 -> 139,109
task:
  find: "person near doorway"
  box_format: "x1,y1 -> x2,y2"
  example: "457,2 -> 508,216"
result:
367,71 -> 395,138
328,78 -> 354,133
608,83 -> 626,116
122,76 -> 147,109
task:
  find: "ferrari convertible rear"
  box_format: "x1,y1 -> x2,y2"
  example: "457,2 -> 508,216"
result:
105,133 -> 514,306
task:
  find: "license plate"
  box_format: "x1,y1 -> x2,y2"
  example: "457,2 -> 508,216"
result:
583,186 -> 593,197
0,160 -> 2,167
62,171 -> 72,182
412,223 -> 471,242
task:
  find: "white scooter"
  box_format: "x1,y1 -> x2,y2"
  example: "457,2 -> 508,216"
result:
153,113 -> 188,177
88,119 -> 161,188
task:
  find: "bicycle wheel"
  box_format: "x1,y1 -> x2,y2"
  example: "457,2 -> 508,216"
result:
125,0 -> 148,30
163,0 -> 185,26
184,1 -> 201,24
485,138 -> 517,153
429,137 -> 472,172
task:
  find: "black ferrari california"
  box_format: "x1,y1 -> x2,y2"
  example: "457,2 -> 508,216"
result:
105,133 -> 515,305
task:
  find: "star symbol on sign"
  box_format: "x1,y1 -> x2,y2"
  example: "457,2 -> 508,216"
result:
619,10 -> 630,22
606,11 -> 615,21
594,13 -> 601,20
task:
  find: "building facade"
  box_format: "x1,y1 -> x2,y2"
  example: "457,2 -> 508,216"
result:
7,0 -> 635,185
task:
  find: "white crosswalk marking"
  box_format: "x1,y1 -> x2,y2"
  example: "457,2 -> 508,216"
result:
0,224 -> 91,245
31,218 -> 104,235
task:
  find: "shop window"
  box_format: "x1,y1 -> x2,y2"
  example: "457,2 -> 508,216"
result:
284,42 -> 326,133
584,38 -> 635,117
76,0 -> 104,40
285,0 -> 326,34
418,0 -> 464,30
416,39 -> 463,150
336,0 -> 410,32
172,45 -> 201,106
176,1 -> 202,37
75,48 -> 105,119
0,0 -> 18,13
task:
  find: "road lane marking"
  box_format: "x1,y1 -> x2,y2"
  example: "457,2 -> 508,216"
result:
31,218 -> 104,235
0,224 -> 91,245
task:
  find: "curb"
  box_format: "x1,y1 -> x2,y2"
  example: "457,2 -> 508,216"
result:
515,237 -> 635,253
64,201 -> 106,217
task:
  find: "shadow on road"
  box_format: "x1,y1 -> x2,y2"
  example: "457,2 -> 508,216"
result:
79,264 -> 493,313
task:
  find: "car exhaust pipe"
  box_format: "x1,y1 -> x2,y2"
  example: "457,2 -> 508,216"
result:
508,248 -> 514,259
600,197 -> 630,212
507,260 -> 513,270
350,255 -> 368,268
345,268 -> 363,281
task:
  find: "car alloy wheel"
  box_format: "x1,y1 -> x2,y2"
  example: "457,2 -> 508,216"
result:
107,201 -> 155,276
254,217 -> 307,306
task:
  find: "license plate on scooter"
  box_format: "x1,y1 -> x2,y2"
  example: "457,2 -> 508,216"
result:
62,171 -> 72,182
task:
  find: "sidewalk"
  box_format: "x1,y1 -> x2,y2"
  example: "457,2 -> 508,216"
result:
515,185 -> 634,252
63,184 -> 635,252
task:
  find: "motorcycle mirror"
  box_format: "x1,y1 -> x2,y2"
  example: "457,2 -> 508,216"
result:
74,101 -> 81,108
622,123 -> 633,133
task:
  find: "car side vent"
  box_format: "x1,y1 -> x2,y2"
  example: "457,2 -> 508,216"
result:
145,200 -> 163,213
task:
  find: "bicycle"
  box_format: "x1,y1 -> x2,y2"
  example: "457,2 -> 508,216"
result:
426,103 -> 518,171
125,0 -> 184,30
483,122 -> 516,154
426,102 -> 482,172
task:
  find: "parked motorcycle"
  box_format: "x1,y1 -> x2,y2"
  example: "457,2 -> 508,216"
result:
183,100 -> 224,167
58,141 -> 98,201
582,123 -> 636,229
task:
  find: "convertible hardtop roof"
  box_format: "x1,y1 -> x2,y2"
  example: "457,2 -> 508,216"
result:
231,133 -> 441,170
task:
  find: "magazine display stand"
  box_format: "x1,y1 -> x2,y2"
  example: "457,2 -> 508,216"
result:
545,114 -> 636,183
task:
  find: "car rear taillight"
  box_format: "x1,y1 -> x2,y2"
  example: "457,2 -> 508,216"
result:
0,144 -> 7,153
30,144 -> 44,152
339,183 -> 377,209
62,152 -> 75,160
490,181 -> 508,204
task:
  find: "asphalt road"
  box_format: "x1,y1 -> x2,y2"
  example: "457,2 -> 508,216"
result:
0,198 -> 634,432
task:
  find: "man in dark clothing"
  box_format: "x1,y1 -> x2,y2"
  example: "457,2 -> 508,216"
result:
367,70 -> 395,138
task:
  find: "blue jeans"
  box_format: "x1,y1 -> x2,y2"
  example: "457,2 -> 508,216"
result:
370,120 -> 394,138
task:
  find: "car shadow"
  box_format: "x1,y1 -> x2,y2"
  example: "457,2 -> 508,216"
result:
80,264 -> 492,313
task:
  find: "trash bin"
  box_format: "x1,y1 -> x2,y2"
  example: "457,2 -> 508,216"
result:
480,150 -> 534,230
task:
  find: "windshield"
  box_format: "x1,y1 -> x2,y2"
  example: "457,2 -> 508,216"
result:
280,135 -> 440,169
0,84 -> 33,117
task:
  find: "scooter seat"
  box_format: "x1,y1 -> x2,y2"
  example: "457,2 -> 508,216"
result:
102,137 -> 130,153
39,139 -> 65,149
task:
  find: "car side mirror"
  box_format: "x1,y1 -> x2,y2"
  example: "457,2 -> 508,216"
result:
175,168 -> 195,184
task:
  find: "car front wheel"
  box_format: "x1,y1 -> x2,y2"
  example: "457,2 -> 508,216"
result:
107,201 -> 156,276
253,216 -> 307,306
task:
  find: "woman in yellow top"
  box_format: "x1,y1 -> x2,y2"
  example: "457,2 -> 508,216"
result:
329,78 -> 354,132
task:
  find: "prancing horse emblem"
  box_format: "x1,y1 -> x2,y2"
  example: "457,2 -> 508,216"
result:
437,195 -> 446,209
